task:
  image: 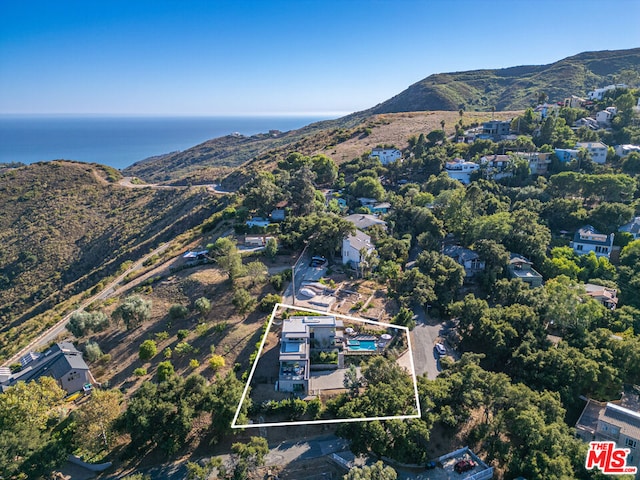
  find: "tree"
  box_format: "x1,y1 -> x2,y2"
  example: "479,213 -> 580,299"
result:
232,288 -> 256,314
245,260 -> 268,286
242,172 -> 282,215
343,461 -> 397,480
263,237 -> 278,258
350,176 -> 385,201
0,377 -> 66,477
169,304 -> 189,319
229,436 -> 269,479
392,306 -> 416,330
343,364 -> 362,397
194,297 -> 211,315
75,389 -> 122,453
66,310 -> 109,337
85,341 -> 103,362
212,237 -> 245,281
289,166 -> 317,215
112,295 -> 152,329
139,339 -> 158,361
157,361 -> 175,381
310,154 -> 338,185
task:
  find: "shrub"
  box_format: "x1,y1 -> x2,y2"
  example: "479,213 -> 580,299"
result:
189,359 -> 200,369
209,354 -> 225,371
112,295 -> 152,329
194,297 -> 211,315
133,367 -> 147,376
169,304 -> 189,320
259,293 -> 282,312
177,329 -> 190,340
163,347 -> 172,359
157,361 -> 174,381
67,310 -> 109,337
195,323 -> 209,336
139,339 -> 157,361
232,288 -> 256,314
174,342 -> 194,356
85,342 -> 103,363
155,331 -> 169,342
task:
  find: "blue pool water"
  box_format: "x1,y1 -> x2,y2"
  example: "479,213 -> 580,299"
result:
347,340 -> 377,351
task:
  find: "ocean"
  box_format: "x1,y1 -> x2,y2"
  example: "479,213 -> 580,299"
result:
0,115 -> 340,170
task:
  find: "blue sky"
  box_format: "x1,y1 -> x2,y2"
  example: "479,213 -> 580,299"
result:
1,0 -> 638,116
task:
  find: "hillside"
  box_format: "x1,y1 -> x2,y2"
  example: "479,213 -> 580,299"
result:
0,161 -> 219,342
368,47 -> 640,114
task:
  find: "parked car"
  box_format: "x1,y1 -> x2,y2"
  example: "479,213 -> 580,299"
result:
435,342 -> 446,356
454,459 -> 476,473
310,256 -> 327,267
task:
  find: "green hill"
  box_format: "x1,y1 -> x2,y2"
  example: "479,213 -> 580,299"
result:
368,47 -> 640,113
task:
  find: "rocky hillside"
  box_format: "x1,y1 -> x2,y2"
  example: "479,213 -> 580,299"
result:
367,48 -> 640,113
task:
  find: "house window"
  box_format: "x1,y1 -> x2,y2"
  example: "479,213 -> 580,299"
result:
626,438 -> 637,449
576,245 -> 583,251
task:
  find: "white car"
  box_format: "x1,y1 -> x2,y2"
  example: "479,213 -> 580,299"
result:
435,343 -> 447,356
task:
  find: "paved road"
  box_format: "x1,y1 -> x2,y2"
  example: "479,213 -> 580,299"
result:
118,177 -> 232,195
2,242 -> 173,367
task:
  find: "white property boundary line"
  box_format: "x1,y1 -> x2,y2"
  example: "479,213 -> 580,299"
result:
231,303 -> 422,429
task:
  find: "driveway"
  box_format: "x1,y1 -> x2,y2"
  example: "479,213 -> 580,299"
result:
410,305 -> 455,380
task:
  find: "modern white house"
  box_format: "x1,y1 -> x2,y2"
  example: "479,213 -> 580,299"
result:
370,147 -> 402,165
246,217 -> 271,228
278,315 -> 343,393
615,144 -> 640,158
571,225 -> 614,259
587,84 -> 628,101
444,158 -> 479,184
563,95 -> 586,109
595,107 -> 617,126
342,230 -> 374,268
576,142 -> 608,164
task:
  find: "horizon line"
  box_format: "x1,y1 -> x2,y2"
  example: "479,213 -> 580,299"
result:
0,111 -> 353,118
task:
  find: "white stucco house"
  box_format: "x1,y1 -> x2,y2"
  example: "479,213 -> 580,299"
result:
342,230 -> 374,267
615,144 -> 640,158
576,142 -> 608,164
370,148 -> 402,165
587,84 -> 628,101
444,158 -> 479,184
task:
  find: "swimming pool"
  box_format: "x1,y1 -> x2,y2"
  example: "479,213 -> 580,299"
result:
347,340 -> 377,351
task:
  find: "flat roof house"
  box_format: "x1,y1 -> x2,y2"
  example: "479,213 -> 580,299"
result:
370,148 -> 402,165
444,158 -> 479,184
508,254 -> 543,287
571,225 -> 614,259
278,315 -> 343,393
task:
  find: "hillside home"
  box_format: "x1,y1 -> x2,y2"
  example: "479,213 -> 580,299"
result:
595,107 -> 617,126
246,217 -> 270,228
244,235 -> 275,247
615,144 -> 640,158
370,147 -> 402,165
342,230 -> 375,268
443,245 -> 485,277
576,142 -> 608,164
444,158 -> 479,184
620,216 -> 640,239
366,202 -> 391,214
480,154 -> 513,180
573,117 -> 599,130
576,391 -> 640,472
278,315 -> 343,393
508,254 -> 543,287
515,152 -> 552,175
270,209 -> 286,222
571,225 -> 614,259
563,95 -> 586,109
587,84 -> 628,101
554,148 -> 580,163
481,120 -> 511,140
1,342 -> 92,394
357,197 -> 378,207
344,214 -> 387,230
534,103 -> 558,119
583,283 -> 618,310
